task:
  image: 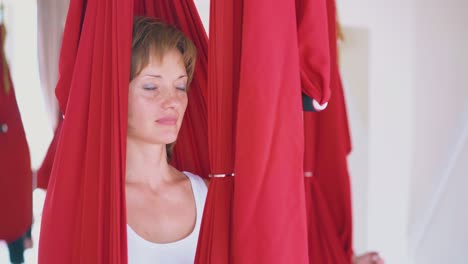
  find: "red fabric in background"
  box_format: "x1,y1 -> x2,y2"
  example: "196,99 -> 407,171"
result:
303,0 -> 353,262
313,74 -> 353,261
297,0 -> 331,105
0,25 -> 32,243
305,177 -> 351,263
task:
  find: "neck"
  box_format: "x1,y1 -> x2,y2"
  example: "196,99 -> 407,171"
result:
126,137 -> 174,189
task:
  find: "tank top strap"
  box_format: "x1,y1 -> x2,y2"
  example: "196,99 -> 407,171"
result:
183,171 -> 207,227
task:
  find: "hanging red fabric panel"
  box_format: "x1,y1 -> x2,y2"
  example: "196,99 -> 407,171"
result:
0,24 -> 32,243
297,0 -> 331,105
303,0 -> 353,262
313,75 -> 353,261
195,0 -> 241,262
39,0 -> 133,262
233,0 -> 310,262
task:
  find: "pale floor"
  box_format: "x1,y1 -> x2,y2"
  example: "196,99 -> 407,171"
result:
0,189 -> 46,264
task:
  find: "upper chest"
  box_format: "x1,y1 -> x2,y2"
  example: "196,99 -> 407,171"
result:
126,178 -> 197,243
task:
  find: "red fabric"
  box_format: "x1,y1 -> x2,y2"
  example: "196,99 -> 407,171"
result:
305,177 -> 351,263
0,25 -> 32,242
37,118 -> 63,190
303,0 -> 353,262
195,0 -> 241,262
313,74 -> 353,261
233,0 -> 310,263
196,177 -> 234,263
39,0 -> 133,262
297,0 -> 331,105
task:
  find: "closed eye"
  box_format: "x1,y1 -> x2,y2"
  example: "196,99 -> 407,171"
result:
176,86 -> 187,92
143,85 -> 157,90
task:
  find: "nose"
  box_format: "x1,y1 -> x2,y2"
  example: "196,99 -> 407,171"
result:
161,88 -> 182,109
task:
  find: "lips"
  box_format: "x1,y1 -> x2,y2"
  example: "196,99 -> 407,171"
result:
156,116 -> 178,125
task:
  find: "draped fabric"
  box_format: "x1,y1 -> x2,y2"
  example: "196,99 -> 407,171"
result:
303,0 -> 353,262
195,0 -> 241,262
233,0 -> 310,262
39,0 -> 133,262
0,24 -> 32,242
297,0 -> 331,105
37,0 -> 70,130
197,0 -> 334,262
313,75 -> 353,261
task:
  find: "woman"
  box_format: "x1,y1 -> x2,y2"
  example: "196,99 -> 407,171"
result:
125,16 -> 208,263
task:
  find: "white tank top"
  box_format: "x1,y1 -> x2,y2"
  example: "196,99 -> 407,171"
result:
127,172 -> 207,264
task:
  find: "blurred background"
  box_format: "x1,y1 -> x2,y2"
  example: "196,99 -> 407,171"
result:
0,0 -> 467,263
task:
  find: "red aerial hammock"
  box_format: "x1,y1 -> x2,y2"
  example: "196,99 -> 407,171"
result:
0,23 -> 33,243
197,0 -> 336,262
39,0 -> 209,263
303,0 -> 354,262
195,0 -> 240,262
39,0 -> 134,261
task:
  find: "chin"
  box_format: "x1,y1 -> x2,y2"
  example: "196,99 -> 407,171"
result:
151,133 -> 179,145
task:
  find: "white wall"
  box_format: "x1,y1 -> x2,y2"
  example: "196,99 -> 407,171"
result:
193,0 -> 209,33
339,26 -> 370,252
413,133 -> 468,263
338,0 -> 468,263
338,2 -> 414,263
409,1 -> 468,263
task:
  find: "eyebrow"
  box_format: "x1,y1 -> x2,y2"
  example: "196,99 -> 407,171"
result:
143,74 -> 188,80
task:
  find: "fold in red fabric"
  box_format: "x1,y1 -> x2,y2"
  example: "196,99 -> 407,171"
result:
0,24 -> 32,243
195,0 -> 241,262
305,177 -> 351,263
297,0 -> 331,105
233,0 -> 310,262
312,74 -> 353,261
39,0 -> 133,262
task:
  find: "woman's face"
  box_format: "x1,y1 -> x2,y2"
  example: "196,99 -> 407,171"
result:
128,50 -> 188,145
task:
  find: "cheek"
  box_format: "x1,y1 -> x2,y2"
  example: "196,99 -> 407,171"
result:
180,95 -> 188,113
127,94 -> 146,128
